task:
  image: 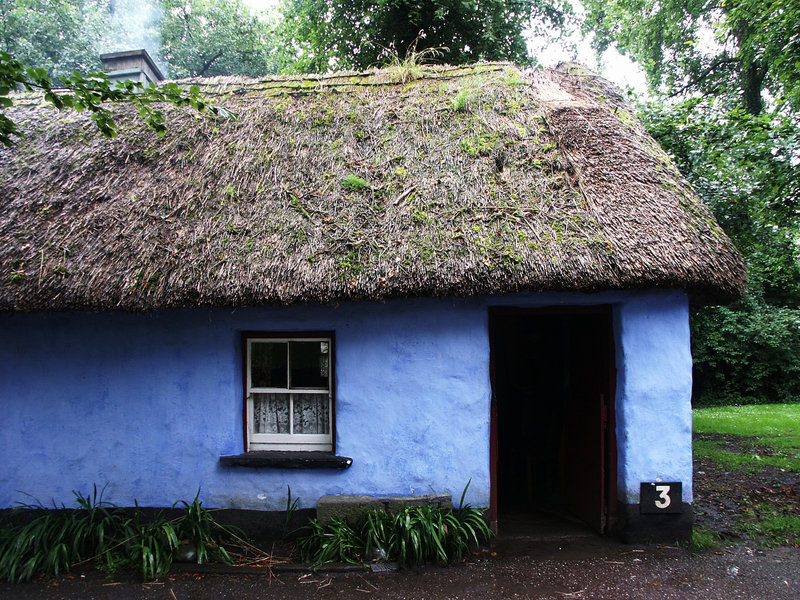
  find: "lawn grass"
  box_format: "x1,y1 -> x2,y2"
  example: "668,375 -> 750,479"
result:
693,403 -> 800,547
693,403 -> 800,472
693,403 -> 800,444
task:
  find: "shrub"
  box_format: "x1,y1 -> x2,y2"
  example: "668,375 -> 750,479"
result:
691,295 -> 800,406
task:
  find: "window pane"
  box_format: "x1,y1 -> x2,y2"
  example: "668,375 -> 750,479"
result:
253,392 -> 289,433
251,342 -> 287,388
293,393 -> 330,434
290,341 -> 329,389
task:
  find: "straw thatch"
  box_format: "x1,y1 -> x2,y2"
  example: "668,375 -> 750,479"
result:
0,63 -> 744,311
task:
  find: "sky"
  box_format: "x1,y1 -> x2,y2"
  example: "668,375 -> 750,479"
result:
241,0 -> 648,95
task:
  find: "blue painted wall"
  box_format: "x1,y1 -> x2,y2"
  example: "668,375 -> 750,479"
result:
0,290 -> 691,511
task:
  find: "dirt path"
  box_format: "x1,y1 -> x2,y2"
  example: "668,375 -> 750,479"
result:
1,538 -> 797,600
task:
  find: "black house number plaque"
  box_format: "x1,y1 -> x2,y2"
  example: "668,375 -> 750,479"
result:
640,482 -> 682,514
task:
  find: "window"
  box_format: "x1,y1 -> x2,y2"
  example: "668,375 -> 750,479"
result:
244,333 -> 334,452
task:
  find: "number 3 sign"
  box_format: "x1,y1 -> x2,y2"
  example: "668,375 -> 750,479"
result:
640,482 -> 682,514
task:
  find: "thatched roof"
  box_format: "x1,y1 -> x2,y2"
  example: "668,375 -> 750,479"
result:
0,63 -> 744,311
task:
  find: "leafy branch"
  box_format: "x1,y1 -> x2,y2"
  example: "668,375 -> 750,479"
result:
0,50 -> 231,147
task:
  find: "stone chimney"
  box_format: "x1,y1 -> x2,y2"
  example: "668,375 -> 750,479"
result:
100,49 -> 164,85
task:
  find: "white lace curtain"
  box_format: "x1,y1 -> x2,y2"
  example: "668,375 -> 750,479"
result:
253,392 -> 329,435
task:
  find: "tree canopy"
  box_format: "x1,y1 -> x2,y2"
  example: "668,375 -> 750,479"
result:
160,0 -> 284,77
279,0 -> 570,72
582,0 -> 800,115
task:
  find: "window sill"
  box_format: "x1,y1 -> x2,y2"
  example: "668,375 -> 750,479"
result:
219,451 -> 353,469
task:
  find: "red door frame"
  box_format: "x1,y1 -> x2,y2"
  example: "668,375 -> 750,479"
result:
488,306 -> 618,531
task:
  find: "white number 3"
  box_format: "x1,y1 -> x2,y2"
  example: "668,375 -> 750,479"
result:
654,485 -> 672,509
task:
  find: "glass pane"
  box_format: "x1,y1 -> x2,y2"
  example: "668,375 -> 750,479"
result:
253,393 -> 289,433
293,393 -> 330,434
290,341 -> 329,389
251,342 -> 287,388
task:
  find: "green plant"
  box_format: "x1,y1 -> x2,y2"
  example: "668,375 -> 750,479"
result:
0,487 -> 238,582
691,298 -> 800,406
383,39 -> 447,84
297,481 -> 491,568
0,485 -> 123,583
297,516 -> 363,567
451,79 -> 480,112
124,511 -> 179,580
285,485 -> 300,532
341,175 -> 369,191
684,526 -> 719,554
175,492 -> 233,566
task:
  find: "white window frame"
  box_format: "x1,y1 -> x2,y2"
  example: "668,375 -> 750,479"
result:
245,335 -> 333,452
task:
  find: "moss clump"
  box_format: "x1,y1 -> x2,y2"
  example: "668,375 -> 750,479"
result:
342,175 -> 369,190
460,133 -> 499,157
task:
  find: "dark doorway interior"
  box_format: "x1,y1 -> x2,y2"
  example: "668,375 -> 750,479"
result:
491,308 -> 615,535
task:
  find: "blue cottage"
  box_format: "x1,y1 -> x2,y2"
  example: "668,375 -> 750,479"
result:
0,63 -> 744,541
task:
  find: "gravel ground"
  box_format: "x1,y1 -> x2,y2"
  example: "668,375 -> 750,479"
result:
1,537 -> 797,599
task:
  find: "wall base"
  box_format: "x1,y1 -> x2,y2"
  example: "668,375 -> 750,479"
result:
615,502 -> 693,544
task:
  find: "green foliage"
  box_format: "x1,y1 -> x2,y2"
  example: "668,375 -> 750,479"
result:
279,0 -> 570,72
639,100 -> 800,407
583,1 -> 800,407
691,298 -> 800,407
685,526 -> 719,554
384,40 -> 446,84
0,486 -> 235,582
451,79 -> 480,112
297,516 -> 364,566
174,493 -> 233,566
160,0 -> 286,77
582,0 -> 799,115
0,50 -> 230,146
341,175 -> 369,190
0,0 -> 108,82
298,483 -> 491,568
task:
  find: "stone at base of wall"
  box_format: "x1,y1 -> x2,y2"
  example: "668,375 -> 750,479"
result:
317,494 -> 452,525
615,502 -> 693,544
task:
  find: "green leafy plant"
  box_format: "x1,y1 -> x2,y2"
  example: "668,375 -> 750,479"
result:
384,42 -> 447,84
175,492 -> 233,566
297,516 -> 363,566
0,486 -> 237,582
297,481 -> 491,568
0,485 -> 123,583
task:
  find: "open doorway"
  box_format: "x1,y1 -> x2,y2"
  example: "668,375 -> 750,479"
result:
489,307 -> 616,536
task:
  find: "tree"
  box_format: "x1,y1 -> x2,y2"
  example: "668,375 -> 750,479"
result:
0,0 -> 108,81
581,1 -> 800,405
279,0 -> 570,73
159,0 -> 285,77
582,0 -> 800,115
